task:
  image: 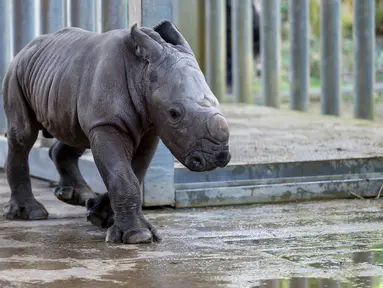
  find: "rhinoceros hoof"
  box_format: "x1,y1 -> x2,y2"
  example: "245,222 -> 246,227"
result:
106,225 -> 153,244
85,197 -> 114,229
54,186 -> 95,207
3,198 -> 49,220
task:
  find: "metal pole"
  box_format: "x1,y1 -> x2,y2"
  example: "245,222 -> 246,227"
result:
204,0 -> 226,102
0,0 -> 11,133
141,0 -> 175,207
12,0 -> 37,56
141,0 -> 174,27
40,0 -> 67,34
261,0 -> 280,108
174,0 -> 205,74
353,0 -> 375,120
320,0 -> 341,116
39,0 -> 67,147
231,0 -> 253,104
100,0 -> 128,32
69,0 -> 96,31
127,0 -> 142,27
289,0 -> 309,111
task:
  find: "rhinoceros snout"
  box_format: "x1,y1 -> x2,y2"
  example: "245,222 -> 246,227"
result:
206,114 -> 229,143
215,150 -> 231,168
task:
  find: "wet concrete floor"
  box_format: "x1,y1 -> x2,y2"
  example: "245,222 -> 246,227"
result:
1,173 -> 383,287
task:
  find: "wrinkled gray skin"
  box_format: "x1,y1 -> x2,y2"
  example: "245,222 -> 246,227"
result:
2,20 -> 231,244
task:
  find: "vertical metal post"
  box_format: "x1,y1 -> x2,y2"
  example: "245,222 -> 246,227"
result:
69,0 -> 96,31
141,0 -> 175,207
261,0 -> 281,108
100,0 -> 128,32
231,0 -> 253,104
0,0 -> 11,133
127,0 -> 142,27
40,0 -> 67,34
204,0 -> 226,102
174,0 -> 205,74
289,0 -> 309,111
353,0 -> 375,120
141,0 -> 174,27
12,0 -> 37,56
320,0 -> 341,116
39,0 -> 67,147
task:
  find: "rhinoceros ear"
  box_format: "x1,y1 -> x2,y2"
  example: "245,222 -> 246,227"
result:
130,23 -> 163,61
153,20 -> 193,52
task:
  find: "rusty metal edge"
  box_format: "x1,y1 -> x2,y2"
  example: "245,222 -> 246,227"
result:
174,157 -> 383,184
175,175 -> 383,208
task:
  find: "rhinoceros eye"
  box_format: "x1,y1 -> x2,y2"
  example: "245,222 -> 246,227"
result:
169,109 -> 181,120
168,106 -> 184,124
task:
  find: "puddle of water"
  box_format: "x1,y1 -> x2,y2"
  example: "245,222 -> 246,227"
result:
252,276 -> 383,288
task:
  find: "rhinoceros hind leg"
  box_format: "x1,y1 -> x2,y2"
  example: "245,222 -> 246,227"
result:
3,73 -> 48,220
49,141 -> 95,206
85,193 -> 114,228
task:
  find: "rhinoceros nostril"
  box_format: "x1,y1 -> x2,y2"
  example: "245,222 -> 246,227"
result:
191,156 -> 203,168
206,114 -> 229,143
215,150 -> 231,167
185,154 -> 206,171
216,151 -> 228,162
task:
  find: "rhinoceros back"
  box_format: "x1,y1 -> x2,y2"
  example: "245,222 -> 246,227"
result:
13,27 -> 121,147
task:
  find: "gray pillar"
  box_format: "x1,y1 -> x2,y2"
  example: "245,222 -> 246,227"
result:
100,0 -> 128,32
231,0 -> 253,104
261,0 -> 281,108
353,0 -> 375,120
127,0 -> 142,27
289,0 -> 309,111
320,0 -> 341,116
204,0 -> 226,102
39,0 -> 66,147
174,0 -> 205,74
12,0 -> 37,55
40,0 -> 67,34
141,0 -> 174,27
69,0 -> 96,31
0,0 -> 11,133
141,0 -> 175,207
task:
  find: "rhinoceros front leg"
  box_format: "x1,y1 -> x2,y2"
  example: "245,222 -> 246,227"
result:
88,126 -> 160,244
86,129 -> 159,230
49,141 -> 96,206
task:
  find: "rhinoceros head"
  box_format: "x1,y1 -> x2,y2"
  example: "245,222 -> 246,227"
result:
130,21 -> 231,172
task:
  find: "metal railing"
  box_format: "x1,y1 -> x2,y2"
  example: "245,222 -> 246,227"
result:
180,0 -> 376,119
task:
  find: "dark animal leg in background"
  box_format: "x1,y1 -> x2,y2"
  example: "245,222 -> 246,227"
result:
49,141 -> 95,206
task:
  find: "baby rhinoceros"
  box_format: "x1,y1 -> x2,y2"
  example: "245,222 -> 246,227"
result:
2,20 -> 231,244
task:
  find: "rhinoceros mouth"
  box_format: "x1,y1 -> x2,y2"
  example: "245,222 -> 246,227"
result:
183,138 -> 231,172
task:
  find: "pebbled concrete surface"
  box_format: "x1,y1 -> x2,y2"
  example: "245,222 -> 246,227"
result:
176,104 -> 383,168
2,173 -> 383,287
